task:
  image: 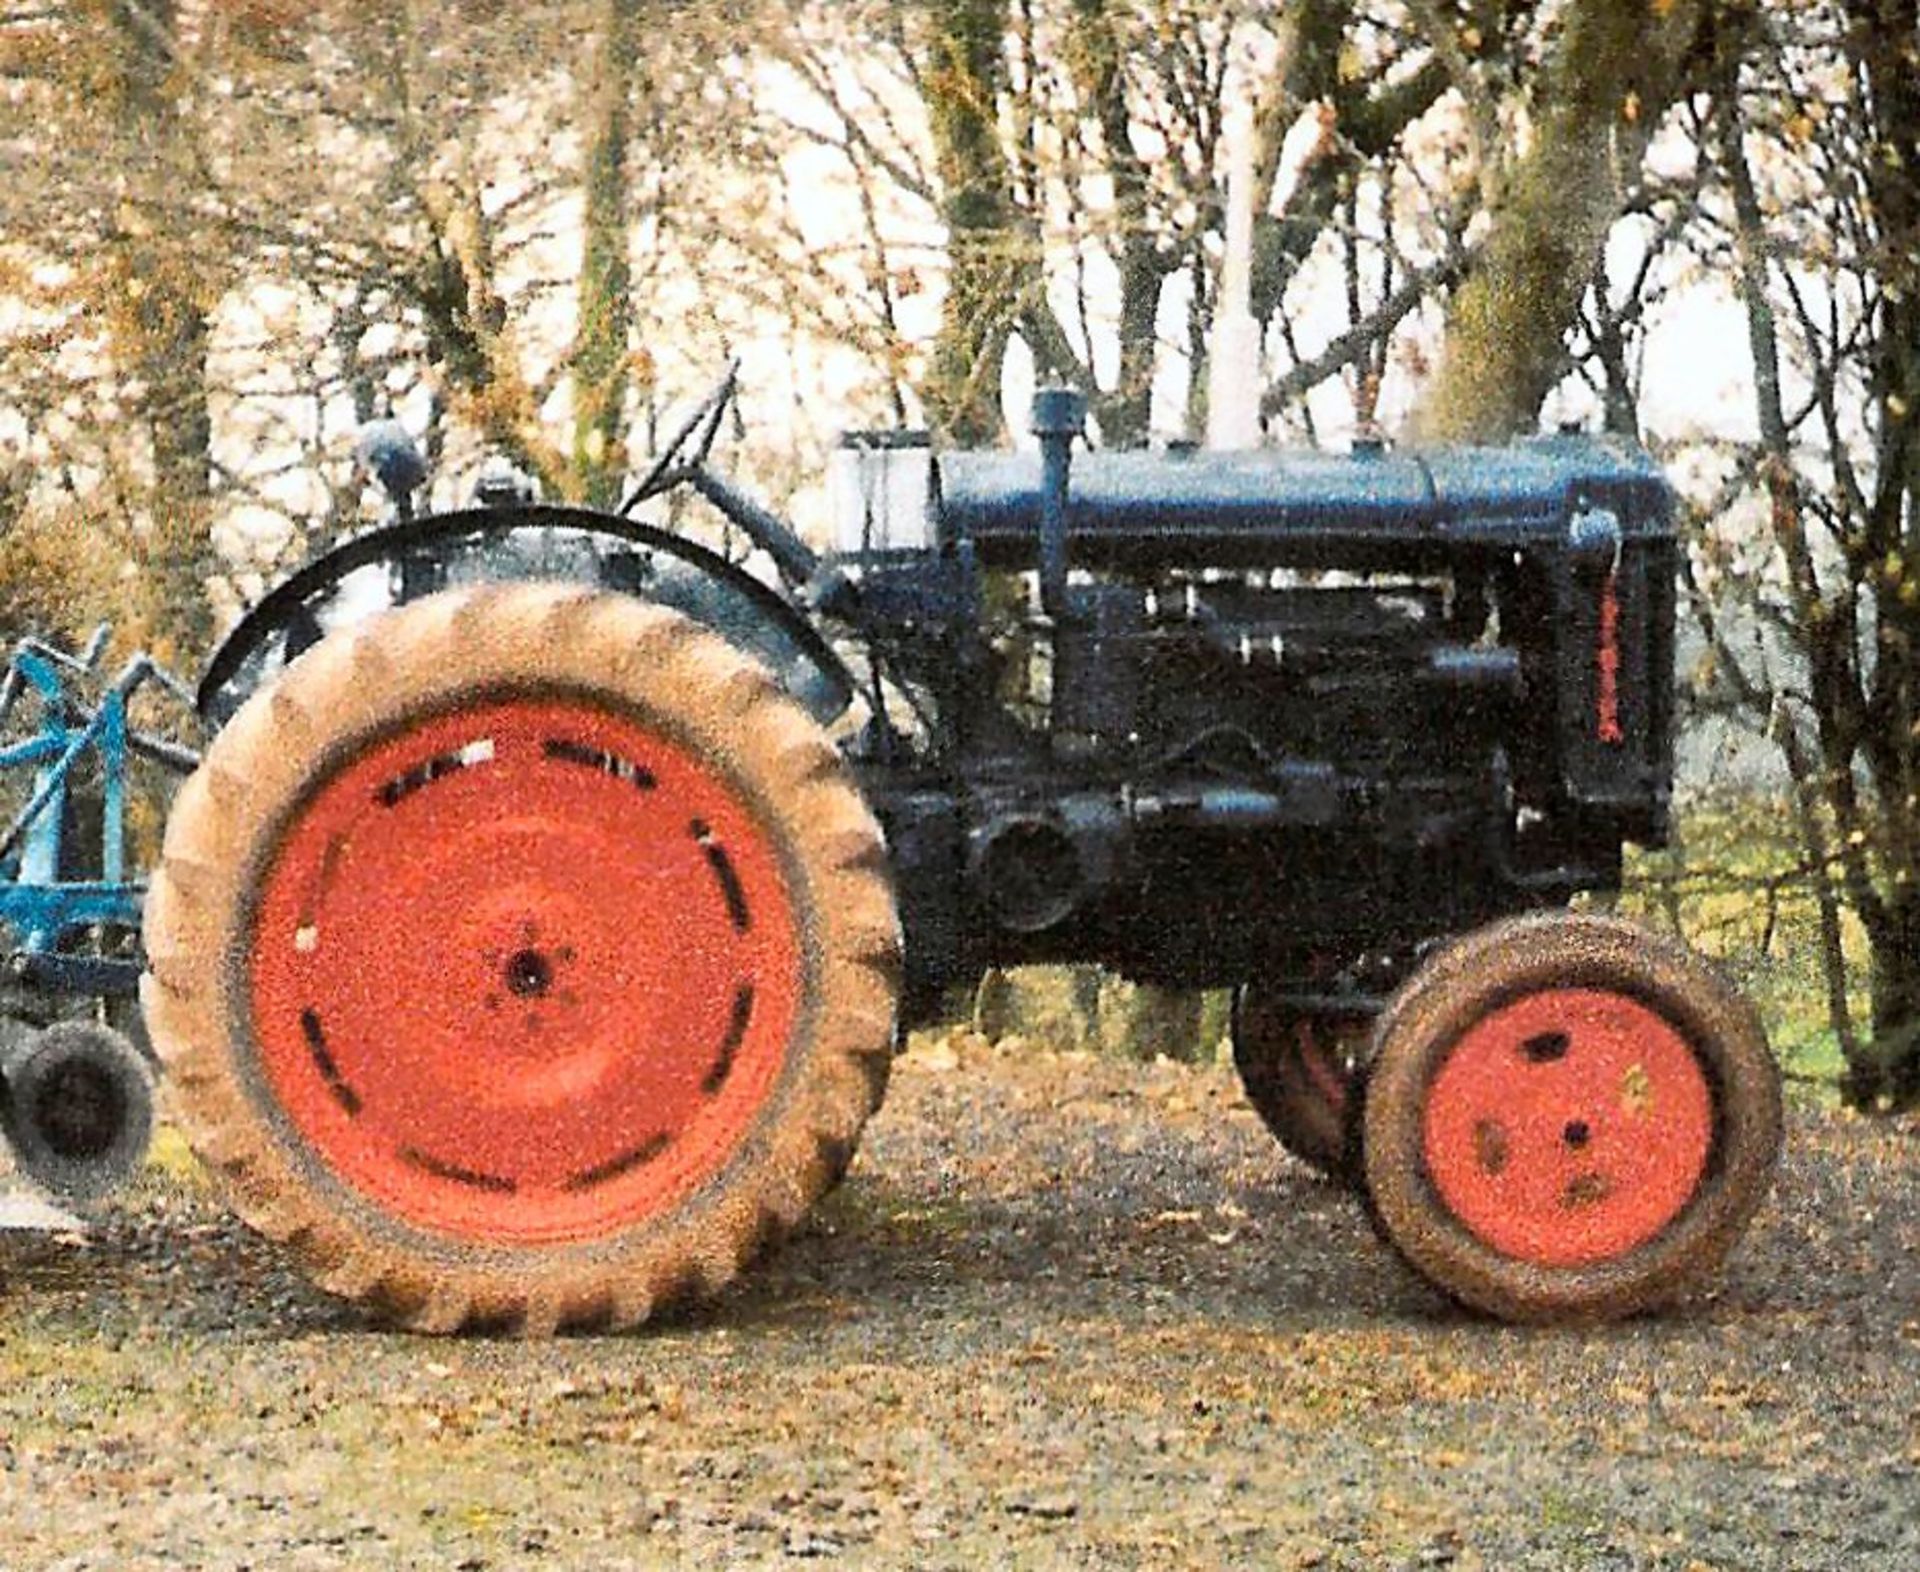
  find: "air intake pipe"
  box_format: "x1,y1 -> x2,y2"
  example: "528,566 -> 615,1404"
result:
1031,387 -> 1088,622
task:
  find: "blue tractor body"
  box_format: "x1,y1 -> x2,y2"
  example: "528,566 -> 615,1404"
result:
141,380 -> 1779,1331
196,393 -> 1678,1022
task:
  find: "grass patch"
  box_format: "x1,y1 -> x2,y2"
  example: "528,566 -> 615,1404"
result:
1620,797 -> 1867,1094
144,1124 -> 202,1184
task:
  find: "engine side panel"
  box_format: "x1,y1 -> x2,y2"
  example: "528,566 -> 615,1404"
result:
850,434 -> 1676,1009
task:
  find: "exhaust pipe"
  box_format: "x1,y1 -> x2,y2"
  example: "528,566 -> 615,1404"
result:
1031,386 -> 1088,623
1,1021 -> 154,1202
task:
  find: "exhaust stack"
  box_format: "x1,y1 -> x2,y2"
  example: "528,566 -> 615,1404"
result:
1031,387 -> 1088,622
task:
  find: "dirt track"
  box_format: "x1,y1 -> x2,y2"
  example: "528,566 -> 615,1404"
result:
1,1032 -> 1916,1570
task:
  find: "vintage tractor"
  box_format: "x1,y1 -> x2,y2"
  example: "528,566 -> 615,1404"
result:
141,375 -> 1782,1332
0,630 -> 198,1202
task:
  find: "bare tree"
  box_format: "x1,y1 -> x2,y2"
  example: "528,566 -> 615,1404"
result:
1411,0 -> 1712,440
1681,1 -> 1920,1108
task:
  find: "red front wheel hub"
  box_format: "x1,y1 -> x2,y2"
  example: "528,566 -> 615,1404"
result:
247,697 -> 803,1246
1421,988 -> 1714,1267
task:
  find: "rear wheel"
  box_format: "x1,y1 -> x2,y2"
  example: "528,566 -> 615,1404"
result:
1231,987 -> 1364,1182
1359,912 -> 1781,1322
142,584 -> 900,1333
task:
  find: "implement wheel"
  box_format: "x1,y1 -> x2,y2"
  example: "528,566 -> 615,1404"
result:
1360,912 -> 1780,1323
142,584 -> 899,1333
1,1021 -> 155,1202
1231,987 -> 1363,1183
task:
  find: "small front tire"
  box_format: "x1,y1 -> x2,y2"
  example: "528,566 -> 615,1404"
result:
1231,987 -> 1364,1183
1359,912 -> 1781,1322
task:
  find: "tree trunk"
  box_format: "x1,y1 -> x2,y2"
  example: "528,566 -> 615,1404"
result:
1858,888 -> 1920,1110
924,0 -> 1016,445
100,0 -> 217,656
1850,0 -> 1920,1109
572,2 -> 642,508
1103,982 -> 1224,1065
1067,0 -> 1164,447
1415,0 -> 1707,441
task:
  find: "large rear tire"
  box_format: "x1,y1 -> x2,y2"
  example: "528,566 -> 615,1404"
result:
142,584 -> 900,1333
1359,912 -> 1781,1323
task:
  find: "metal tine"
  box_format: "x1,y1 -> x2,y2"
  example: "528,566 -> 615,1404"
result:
0,640 -> 202,860
0,705 -> 104,862
124,654 -> 201,712
14,636 -> 100,676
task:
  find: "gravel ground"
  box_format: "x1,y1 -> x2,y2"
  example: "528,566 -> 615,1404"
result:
1,1032 -> 1916,1570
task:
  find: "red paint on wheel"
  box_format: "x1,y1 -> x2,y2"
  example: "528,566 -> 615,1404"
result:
1422,989 -> 1712,1267
247,699 -> 802,1245
1295,1021 -> 1352,1113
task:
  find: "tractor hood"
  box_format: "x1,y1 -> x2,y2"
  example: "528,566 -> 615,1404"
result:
935,435 -> 1672,569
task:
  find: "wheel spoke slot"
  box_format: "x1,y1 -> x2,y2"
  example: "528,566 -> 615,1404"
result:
298,833 -> 352,931
397,1146 -> 517,1193
542,737 -> 657,789
299,1009 -> 360,1116
564,1131 -> 672,1192
1562,1172 -> 1612,1209
374,746 -> 480,807
691,819 -> 752,932
704,983 -> 756,1096
1520,1031 -> 1570,1064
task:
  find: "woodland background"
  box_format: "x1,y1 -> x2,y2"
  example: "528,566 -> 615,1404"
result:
1,0 -> 1916,1109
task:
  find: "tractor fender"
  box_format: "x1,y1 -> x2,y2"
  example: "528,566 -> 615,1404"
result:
197,506 -> 855,729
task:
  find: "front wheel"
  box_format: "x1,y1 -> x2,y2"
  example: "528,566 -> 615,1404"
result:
142,584 -> 900,1333
1359,912 -> 1781,1322
1231,987 -> 1364,1183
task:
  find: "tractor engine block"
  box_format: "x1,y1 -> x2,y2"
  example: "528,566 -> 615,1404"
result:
834,400 -> 1675,1006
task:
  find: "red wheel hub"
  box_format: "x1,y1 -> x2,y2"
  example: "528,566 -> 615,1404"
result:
247,698 -> 802,1245
1421,989 -> 1713,1267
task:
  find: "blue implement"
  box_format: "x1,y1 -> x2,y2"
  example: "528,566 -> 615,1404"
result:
0,631 -> 198,999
